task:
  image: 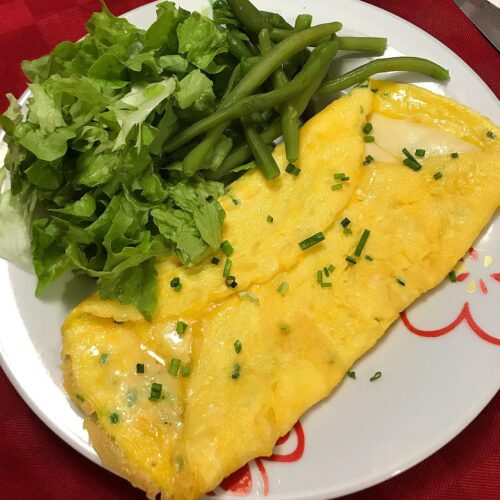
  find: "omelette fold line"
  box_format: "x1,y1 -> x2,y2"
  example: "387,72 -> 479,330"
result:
63,82 -> 500,499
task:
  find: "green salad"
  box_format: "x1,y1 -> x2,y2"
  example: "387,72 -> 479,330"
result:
0,0 -> 449,319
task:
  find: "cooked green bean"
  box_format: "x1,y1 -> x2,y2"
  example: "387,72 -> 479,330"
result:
294,14 -> 312,31
317,56 -> 450,95
168,22 -> 342,175
242,120 -> 280,179
228,31 -> 255,59
260,11 -> 293,30
226,0 -> 272,37
337,36 -> 387,52
171,41 -> 337,151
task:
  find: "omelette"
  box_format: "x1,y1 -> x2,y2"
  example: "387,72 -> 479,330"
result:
63,81 -> 500,499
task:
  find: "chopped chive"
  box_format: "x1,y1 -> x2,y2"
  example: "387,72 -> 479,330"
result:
370,371 -> 382,382
415,149 -> 426,157
403,158 -> 422,171
448,270 -> 457,283
109,412 -> 120,424
334,172 -> 346,180
277,282 -> 289,296
371,88 -> 379,93
100,353 -> 109,366
343,227 -> 352,235
238,291 -> 259,302
181,365 -> 191,377
354,229 -> 371,257
220,240 -> 234,256
285,163 -> 301,176
331,183 -> 343,191
365,255 -> 374,261
170,276 -> 182,292
345,256 -> 357,265
168,359 -> 181,376
347,371 -> 356,379
341,176 -> 350,181
225,275 -> 238,288
231,363 -> 241,380
176,321 -> 187,335
341,217 -> 351,228
363,135 -> 375,143
267,215 -> 274,223
299,232 -> 325,250
211,257 -> 220,265
433,171 -> 443,180
396,277 -> 406,286
323,266 -> 330,277
362,122 -> 373,134
149,382 -> 163,401
321,282 -> 332,287
450,152 -> 459,159
363,155 -> 374,165
280,323 -> 290,334
316,269 -> 323,283
223,258 -> 232,277
234,340 -> 242,354
136,363 -> 145,374
327,264 -> 335,273
402,148 -> 422,171
486,130 -> 496,139
76,394 -> 85,403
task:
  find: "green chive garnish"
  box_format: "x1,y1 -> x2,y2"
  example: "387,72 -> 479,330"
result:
345,256 -> 357,265
354,229 -> 370,257
451,152 -> 459,159
415,149 -> 426,157
433,171 -> 443,180
280,323 -> 290,334
277,282 -> 289,296
76,394 -> 85,403
181,365 -> 191,377
267,215 -> 274,223
331,183 -> 343,191
136,363 -> 145,374
328,264 -> 335,273
321,282 -> 332,287
231,363 -> 241,379
402,148 -> 422,171
234,340 -> 242,354
343,227 -> 352,235
448,270 -> 457,282
371,88 -> 379,93
347,371 -> 356,379
220,240 -> 234,256
211,257 -> 220,265
365,255 -> 374,261
363,155 -> 374,165
285,163 -> 301,176
109,412 -> 120,424
370,371 -> 382,382
323,266 -> 330,277
341,176 -> 350,181
362,122 -> 373,134
486,131 -> 496,139
170,277 -> 182,292
149,382 -> 163,400
225,275 -> 238,288
299,232 -> 325,250
396,277 -> 406,286
223,258 -> 232,277
334,172 -> 346,180
176,321 -> 187,335
316,270 -> 323,283
341,217 -> 351,228
363,135 -> 375,143
168,359 -> 181,376
100,353 -> 109,366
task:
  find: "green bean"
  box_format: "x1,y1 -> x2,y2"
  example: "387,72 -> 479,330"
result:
228,31 -> 255,59
258,28 -> 273,54
294,14 -> 312,31
260,11 -> 293,30
172,41 -> 336,151
168,22 -> 342,175
242,120 -> 280,179
337,36 -> 387,52
226,0 -> 272,37
223,64 -> 243,100
317,56 -> 450,95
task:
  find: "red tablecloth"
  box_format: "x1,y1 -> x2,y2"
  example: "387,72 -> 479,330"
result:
0,1 -> 499,499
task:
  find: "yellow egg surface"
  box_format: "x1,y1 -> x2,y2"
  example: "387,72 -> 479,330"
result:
62,81 -> 500,499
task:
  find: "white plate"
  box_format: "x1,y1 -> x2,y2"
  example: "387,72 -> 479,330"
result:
1,1 -> 499,498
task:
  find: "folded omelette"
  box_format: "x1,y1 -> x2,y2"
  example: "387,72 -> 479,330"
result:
63,81 -> 500,499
